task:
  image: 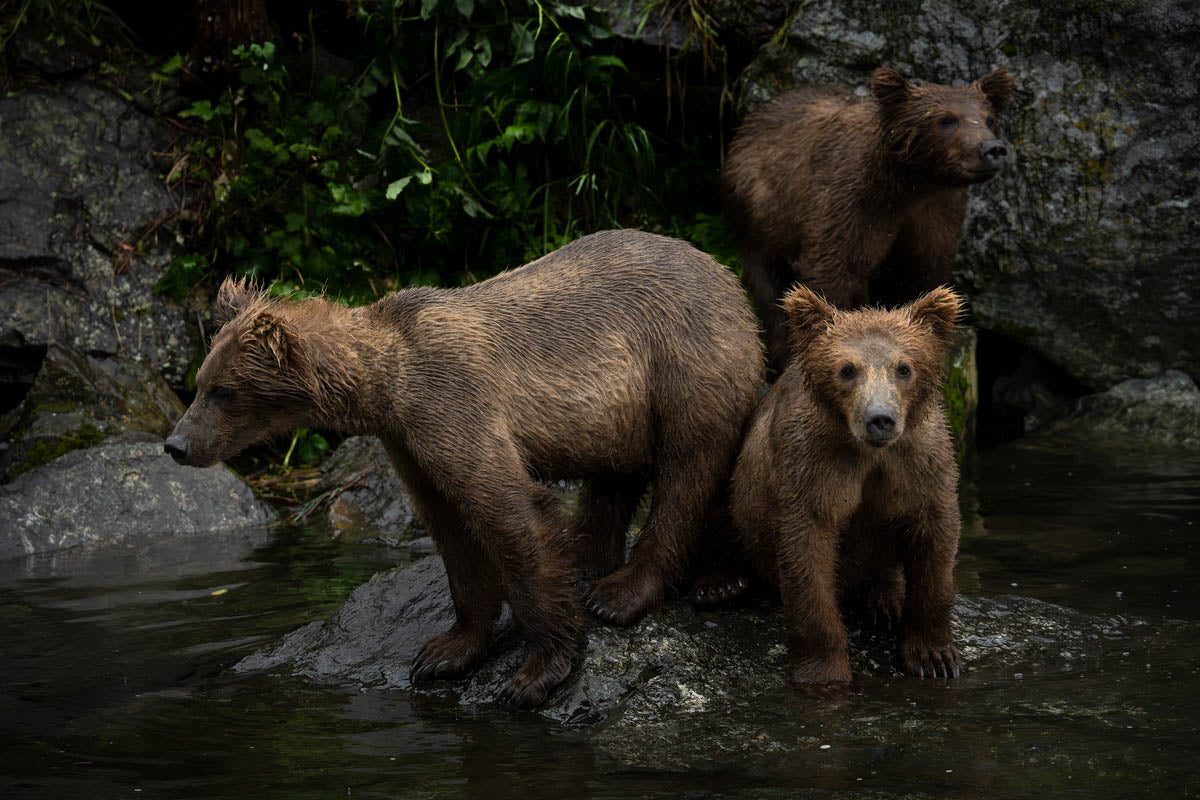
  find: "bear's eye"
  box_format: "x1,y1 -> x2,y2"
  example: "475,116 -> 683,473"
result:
896,364 -> 912,379
984,116 -> 996,129
938,114 -> 959,130
208,385 -> 236,404
838,364 -> 857,381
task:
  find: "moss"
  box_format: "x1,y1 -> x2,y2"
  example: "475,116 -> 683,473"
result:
13,423 -> 108,476
942,331 -> 978,462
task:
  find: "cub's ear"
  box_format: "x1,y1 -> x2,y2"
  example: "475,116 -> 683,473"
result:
242,309 -> 302,372
782,284 -> 836,356
905,286 -> 964,350
976,68 -> 1015,112
216,276 -> 262,325
869,67 -> 914,107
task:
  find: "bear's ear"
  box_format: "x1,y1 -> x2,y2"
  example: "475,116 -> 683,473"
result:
217,276 -> 262,325
869,67 -> 914,107
242,309 -> 302,372
905,286 -> 964,350
976,68 -> 1014,112
782,284 -> 836,355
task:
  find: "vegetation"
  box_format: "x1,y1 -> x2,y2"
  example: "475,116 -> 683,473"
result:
158,0 -> 735,304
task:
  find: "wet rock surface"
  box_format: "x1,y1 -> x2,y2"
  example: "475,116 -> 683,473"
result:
316,436 -> 418,543
0,431 -> 275,561
237,553 -> 1179,734
0,81 -> 197,389
0,343 -> 185,481
736,0 -> 1200,390
1040,369 -> 1200,448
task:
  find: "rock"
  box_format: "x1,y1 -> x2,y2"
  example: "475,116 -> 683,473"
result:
736,0 -> 1200,390
0,82 -> 198,390
315,436 -> 418,543
0,431 -> 275,561
236,553 -> 1171,730
1043,369 -> 1200,448
0,343 -> 185,481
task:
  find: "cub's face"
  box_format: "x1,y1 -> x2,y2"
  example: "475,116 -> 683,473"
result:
783,285 -> 964,449
870,67 -> 1015,185
164,331 -> 305,468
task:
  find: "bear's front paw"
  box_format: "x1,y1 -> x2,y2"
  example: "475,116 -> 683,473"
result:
583,567 -> 660,626
409,626 -> 488,683
496,646 -> 574,711
689,569 -> 750,606
788,654 -> 852,692
901,641 -> 964,680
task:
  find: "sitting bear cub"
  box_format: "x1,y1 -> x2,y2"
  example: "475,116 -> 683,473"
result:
730,285 -> 965,685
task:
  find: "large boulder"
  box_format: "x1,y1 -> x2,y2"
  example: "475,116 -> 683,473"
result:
0,431 -> 275,561
735,0 -> 1199,391
0,81 -> 198,392
236,553 -> 1175,732
0,344 -> 185,481
1043,369 -> 1200,448
312,436 -> 419,543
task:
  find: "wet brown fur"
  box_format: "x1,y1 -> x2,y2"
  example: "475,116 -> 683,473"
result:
722,67 -> 1013,370
730,286 -> 965,686
168,229 -> 764,709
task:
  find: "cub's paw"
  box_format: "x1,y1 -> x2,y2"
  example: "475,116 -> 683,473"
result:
863,584 -> 905,631
496,648 -> 573,711
583,568 -> 659,626
689,569 -> 750,606
901,641 -> 964,680
409,626 -> 487,684
787,656 -> 853,696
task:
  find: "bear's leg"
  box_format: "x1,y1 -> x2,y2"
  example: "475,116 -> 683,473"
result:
778,520 -> 853,687
472,483 -> 581,710
584,450 -> 726,625
898,509 -> 963,680
742,250 -> 796,373
571,473 -> 649,580
408,495 -> 504,684
838,522 -> 905,631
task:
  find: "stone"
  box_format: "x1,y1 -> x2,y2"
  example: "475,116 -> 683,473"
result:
315,436 -> 419,543
1044,369 -> 1200,448
0,431 -> 275,561
0,344 -> 185,480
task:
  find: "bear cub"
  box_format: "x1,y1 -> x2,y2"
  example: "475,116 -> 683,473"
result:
722,67 -> 1013,371
164,229 -> 763,709
730,285 -> 966,686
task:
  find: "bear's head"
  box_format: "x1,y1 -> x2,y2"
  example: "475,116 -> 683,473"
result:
164,277 -> 358,467
870,67 -> 1014,185
783,285 -> 964,449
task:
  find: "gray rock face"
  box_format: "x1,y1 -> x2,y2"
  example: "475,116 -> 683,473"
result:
0,82 -> 197,388
236,554 -> 1157,728
1045,369 -> 1200,447
316,436 -> 418,543
737,0 -> 1200,390
0,344 -> 185,480
0,431 -> 275,561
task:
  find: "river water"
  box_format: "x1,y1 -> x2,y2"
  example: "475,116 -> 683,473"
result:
2,435 -> 1198,798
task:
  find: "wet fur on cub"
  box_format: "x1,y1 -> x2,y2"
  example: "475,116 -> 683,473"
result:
722,67 -> 1013,371
730,285 -> 966,686
165,229 -> 764,709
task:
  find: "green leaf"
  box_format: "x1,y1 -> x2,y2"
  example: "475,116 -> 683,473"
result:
420,0 -> 440,19
455,0 -> 474,18
386,176 -> 413,200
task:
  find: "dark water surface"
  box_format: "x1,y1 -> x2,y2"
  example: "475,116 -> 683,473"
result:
2,437 -> 1198,799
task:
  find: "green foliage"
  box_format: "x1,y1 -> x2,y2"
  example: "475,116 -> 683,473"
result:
0,0 -> 110,55
162,0 -> 723,302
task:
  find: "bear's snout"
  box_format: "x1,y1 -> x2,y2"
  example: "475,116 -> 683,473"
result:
979,139 -> 1007,170
864,408 -> 897,446
164,435 -> 191,464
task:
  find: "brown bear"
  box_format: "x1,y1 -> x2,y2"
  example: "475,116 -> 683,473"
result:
729,284 -> 965,686
164,229 -> 764,709
722,66 -> 1013,371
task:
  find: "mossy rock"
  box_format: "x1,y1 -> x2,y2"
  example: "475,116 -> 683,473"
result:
942,327 -> 979,460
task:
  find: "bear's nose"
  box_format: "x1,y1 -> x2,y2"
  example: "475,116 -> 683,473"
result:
865,412 -> 896,442
980,139 -> 1007,168
164,435 -> 190,464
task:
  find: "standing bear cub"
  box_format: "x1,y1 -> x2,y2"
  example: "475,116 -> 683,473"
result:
730,285 -> 965,686
722,67 -> 1013,370
165,229 -> 764,709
